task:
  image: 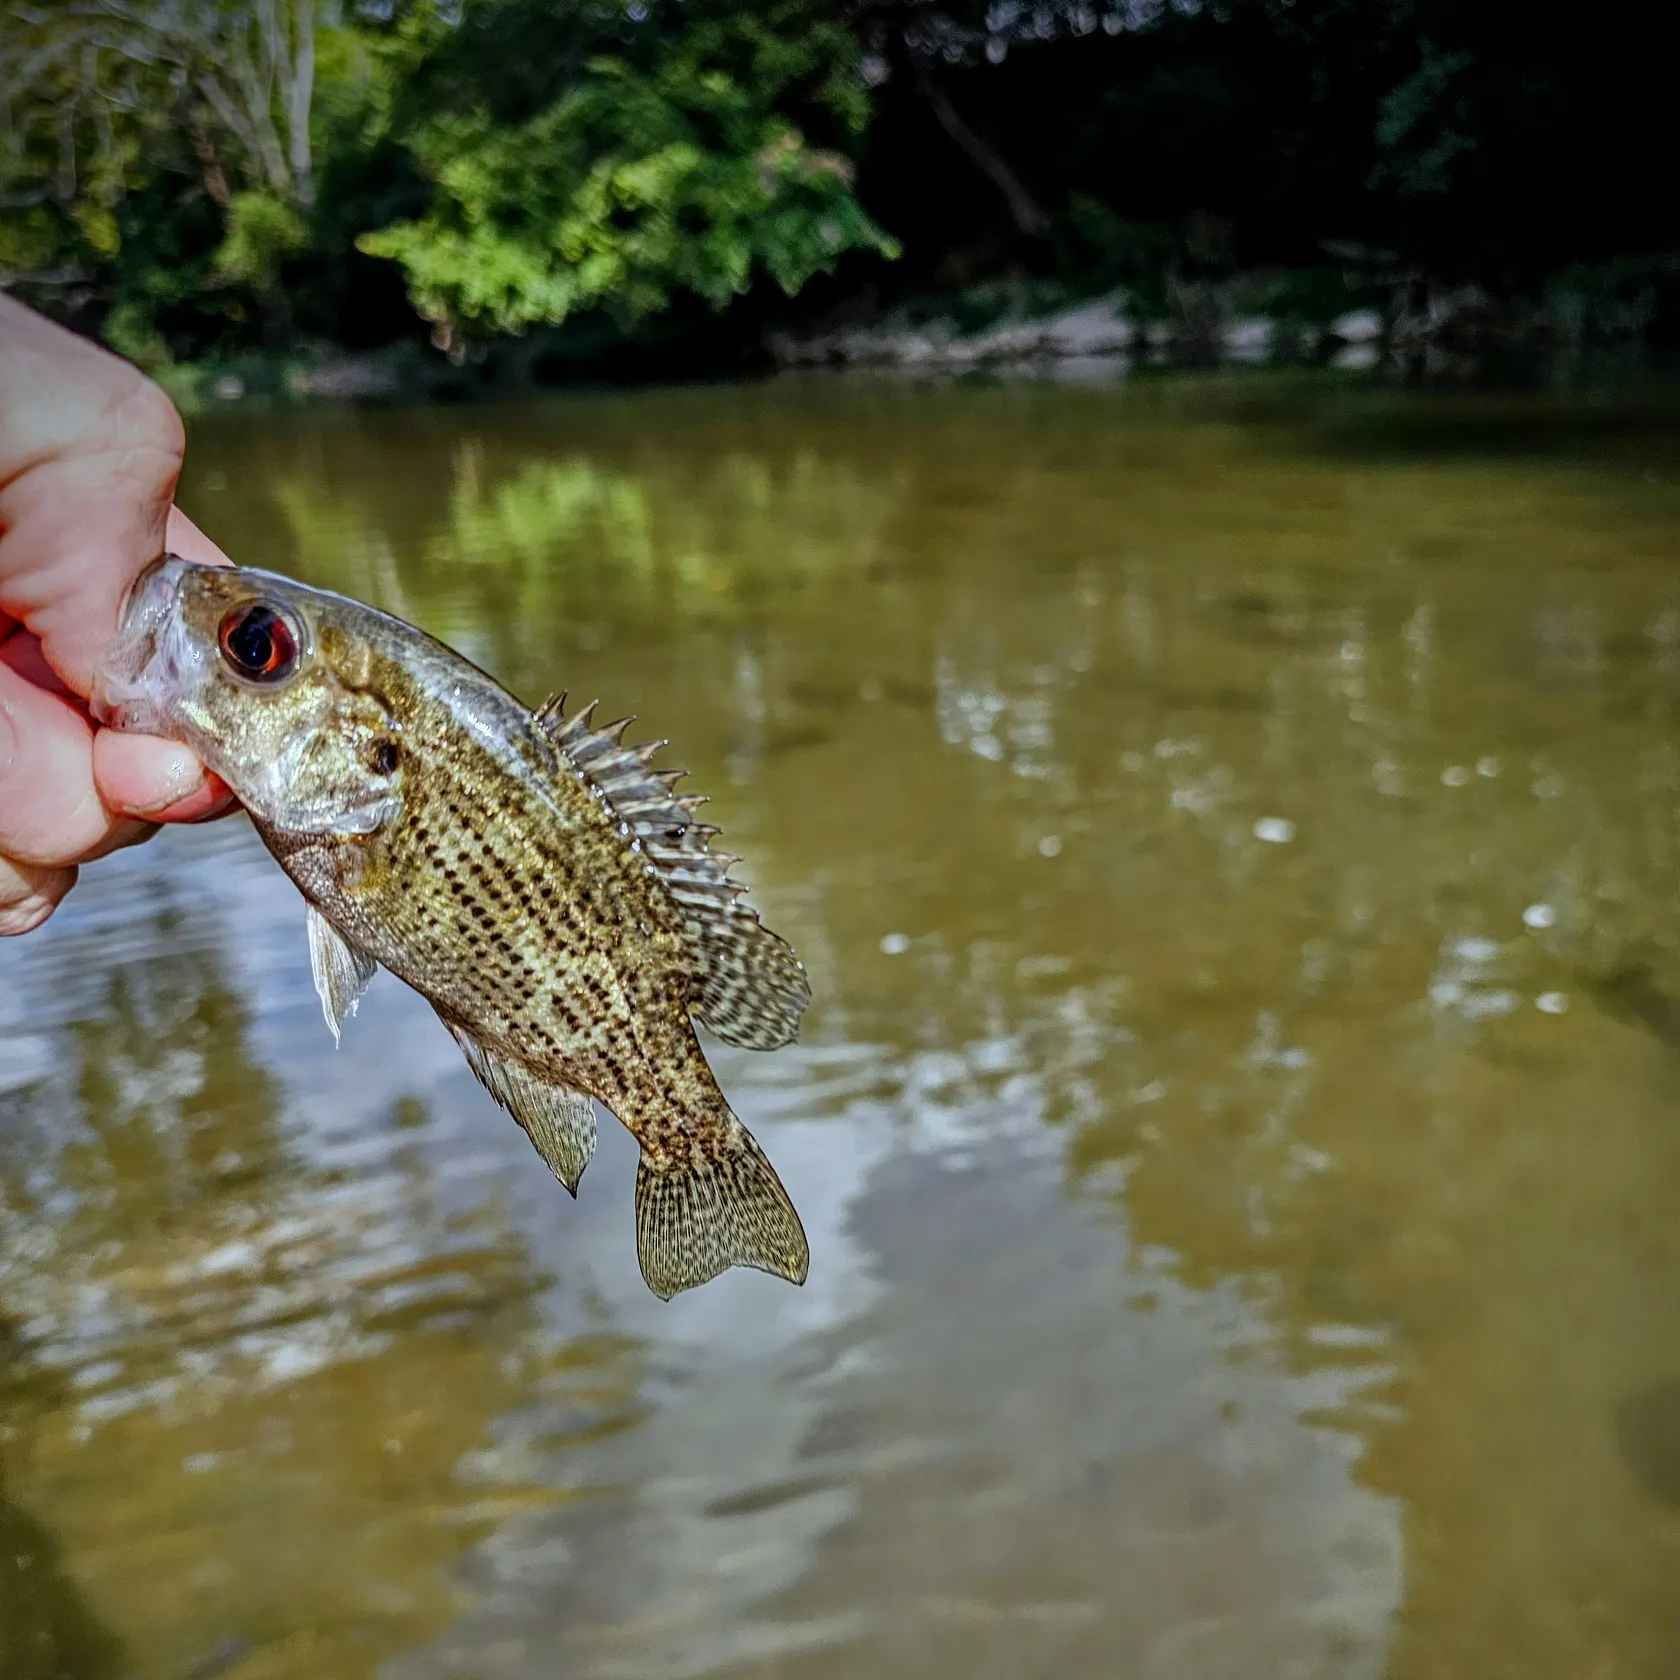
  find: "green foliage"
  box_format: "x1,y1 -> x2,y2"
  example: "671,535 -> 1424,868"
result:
360,17 -> 897,343
1061,199 -> 1183,315
0,0 -> 361,351
1371,43 -> 1477,197
3,0 -> 1678,369
100,300 -> 175,371
214,191 -> 309,290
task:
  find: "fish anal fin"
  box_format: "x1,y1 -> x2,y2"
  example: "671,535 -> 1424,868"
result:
307,905 -> 379,1045
440,1016 -> 596,1194
634,1124 -> 809,1300
531,693 -> 812,1052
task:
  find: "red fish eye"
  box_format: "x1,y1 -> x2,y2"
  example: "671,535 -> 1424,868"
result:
218,603 -> 299,682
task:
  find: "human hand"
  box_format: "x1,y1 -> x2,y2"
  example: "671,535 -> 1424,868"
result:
1,293 -> 235,935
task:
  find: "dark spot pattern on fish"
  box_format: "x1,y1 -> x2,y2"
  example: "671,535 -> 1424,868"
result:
102,558 -> 810,1298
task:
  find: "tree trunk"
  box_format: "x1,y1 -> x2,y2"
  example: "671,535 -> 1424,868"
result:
191,128 -> 232,209
909,51 -> 1050,240
286,0 -> 314,207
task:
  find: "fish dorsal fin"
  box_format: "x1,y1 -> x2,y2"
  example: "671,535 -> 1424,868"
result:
439,1013 -> 597,1194
307,905 -> 379,1045
535,693 -> 811,1050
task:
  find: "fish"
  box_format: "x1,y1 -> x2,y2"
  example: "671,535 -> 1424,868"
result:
92,555 -> 811,1300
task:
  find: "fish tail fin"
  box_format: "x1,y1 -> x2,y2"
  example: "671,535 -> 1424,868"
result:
634,1122 -> 809,1300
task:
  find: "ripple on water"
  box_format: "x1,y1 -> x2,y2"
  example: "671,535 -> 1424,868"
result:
8,378 -> 1680,1680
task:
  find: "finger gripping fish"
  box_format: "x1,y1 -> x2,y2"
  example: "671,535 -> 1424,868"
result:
93,557 -> 811,1300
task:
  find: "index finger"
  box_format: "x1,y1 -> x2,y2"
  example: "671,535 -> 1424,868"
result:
0,298 -> 186,696
164,504 -> 234,569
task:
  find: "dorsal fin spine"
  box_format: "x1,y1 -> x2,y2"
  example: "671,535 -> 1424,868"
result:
531,688 -> 811,1051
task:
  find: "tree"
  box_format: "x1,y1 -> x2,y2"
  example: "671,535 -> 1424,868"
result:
359,8 -> 897,351
1,0 -> 320,205
0,0 -> 331,347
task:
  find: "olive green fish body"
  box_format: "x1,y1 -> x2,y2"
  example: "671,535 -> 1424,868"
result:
274,691 -> 724,1142
94,558 -> 811,1299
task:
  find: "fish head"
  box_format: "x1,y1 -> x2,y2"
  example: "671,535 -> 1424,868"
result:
94,556 -> 408,837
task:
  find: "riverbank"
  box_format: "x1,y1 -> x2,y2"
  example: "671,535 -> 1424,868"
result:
766,291 -> 1386,374
152,272 -> 1677,412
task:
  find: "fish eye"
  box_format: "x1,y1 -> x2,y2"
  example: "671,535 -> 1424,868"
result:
372,740 -> 401,775
218,602 -> 300,684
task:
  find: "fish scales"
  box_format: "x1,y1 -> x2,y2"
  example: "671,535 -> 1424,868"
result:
93,557 -> 811,1299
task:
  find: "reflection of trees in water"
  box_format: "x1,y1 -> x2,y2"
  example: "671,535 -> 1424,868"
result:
0,913 -> 621,1680
63,932 -> 286,1250
164,391 -> 1680,1675
186,399 -> 911,703
1,1330 -> 126,1680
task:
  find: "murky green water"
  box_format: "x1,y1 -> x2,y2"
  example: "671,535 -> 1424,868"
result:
6,373 -> 1680,1679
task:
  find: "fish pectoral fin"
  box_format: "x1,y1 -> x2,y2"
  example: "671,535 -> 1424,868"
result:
307,905 -> 379,1045
440,1016 -> 596,1195
634,1122 -> 809,1300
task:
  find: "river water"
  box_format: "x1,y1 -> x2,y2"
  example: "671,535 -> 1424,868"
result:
4,373 -> 1680,1679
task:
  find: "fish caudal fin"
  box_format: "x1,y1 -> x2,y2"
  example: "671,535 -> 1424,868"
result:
634,1124 -> 809,1300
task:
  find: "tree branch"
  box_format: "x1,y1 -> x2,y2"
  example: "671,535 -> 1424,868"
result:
286,0 -> 314,205
909,46 -> 1049,239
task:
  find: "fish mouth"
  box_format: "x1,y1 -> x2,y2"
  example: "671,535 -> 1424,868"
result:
90,553 -> 196,735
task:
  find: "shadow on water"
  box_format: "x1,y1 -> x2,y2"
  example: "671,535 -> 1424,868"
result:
8,371 -> 1680,1677
1580,957 -> 1680,1055
1173,374 -> 1680,465
1,1330 -> 126,1680
1615,1380 -> 1680,1509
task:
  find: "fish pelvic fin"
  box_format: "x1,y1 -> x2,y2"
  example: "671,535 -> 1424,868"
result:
634,1123 -> 810,1300
439,1015 -> 597,1195
307,905 -> 379,1045
534,693 -> 811,1051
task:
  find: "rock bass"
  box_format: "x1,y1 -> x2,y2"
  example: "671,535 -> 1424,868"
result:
93,556 -> 810,1299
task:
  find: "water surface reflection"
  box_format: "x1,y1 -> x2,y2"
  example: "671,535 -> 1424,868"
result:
5,375 -> 1680,1677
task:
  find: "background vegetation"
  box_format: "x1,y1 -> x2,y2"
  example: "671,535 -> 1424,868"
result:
3,0 -> 1676,385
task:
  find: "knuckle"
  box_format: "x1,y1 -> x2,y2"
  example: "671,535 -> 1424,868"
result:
122,371 -> 186,462
0,897 -> 57,936
0,862 -> 75,936
0,784 -> 107,868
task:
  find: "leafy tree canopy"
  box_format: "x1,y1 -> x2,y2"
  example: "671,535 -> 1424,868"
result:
362,7 -> 896,348
2,0 -> 1676,370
